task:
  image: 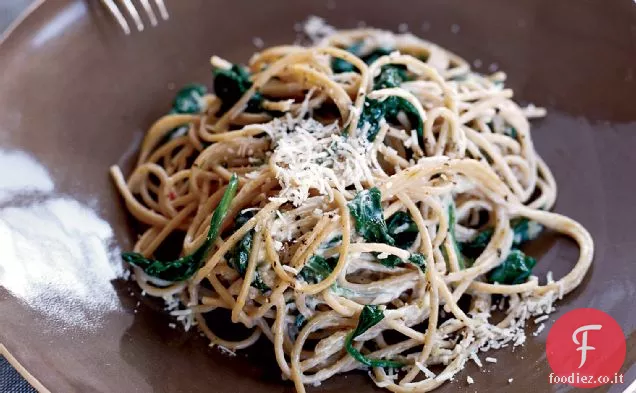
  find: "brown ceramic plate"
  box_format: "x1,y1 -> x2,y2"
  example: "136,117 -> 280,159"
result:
0,1 -> 634,392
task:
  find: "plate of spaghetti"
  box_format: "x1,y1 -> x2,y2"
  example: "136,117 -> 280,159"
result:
0,1 -> 634,393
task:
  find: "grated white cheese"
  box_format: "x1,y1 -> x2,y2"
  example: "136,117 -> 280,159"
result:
485,357 -> 497,363
522,103 -> 547,119
508,378 -> 514,383
216,344 -> 237,357
534,315 -> 549,324
467,376 -> 474,385
470,352 -> 483,367
533,323 -> 545,336
546,271 -> 554,283
266,116 -> 375,206
163,294 -> 180,311
170,308 -> 196,331
472,289 -> 558,353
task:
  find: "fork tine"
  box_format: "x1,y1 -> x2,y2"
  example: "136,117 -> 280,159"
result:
101,0 -> 131,34
139,0 -> 158,26
154,0 -> 170,20
121,0 -> 145,32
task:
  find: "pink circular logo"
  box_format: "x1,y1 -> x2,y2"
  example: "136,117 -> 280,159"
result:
546,308 -> 626,388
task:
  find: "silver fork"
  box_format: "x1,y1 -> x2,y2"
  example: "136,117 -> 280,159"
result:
101,0 -> 169,34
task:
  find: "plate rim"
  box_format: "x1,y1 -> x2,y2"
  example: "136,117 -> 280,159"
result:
1,2 -> 76,391
0,0 -> 46,47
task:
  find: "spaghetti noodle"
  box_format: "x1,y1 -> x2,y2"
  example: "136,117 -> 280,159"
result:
110,27 -> 593,392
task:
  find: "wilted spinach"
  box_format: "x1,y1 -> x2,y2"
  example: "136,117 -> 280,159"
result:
373,65 -> 409,90
225,209 -> 270,292
359,96 -> 423,142
488,249 -> 537,285
458,217 -> 541,285
441,203 -> 467,270
332,43 -> 392,73
171,84 -> 207,114
299,255 -> 338,284
294,314 -> 307,329
320,234 -> 343,249
345,305 -> 403,368
161,84 -> 208,142
122,174 -> 238,282
349,189 -> 426,271
487,121 -> 518,139
407,253 -> 427,272
348,188 -> 395,245
380,211 -> 419,268
225,210 -> 255,273
213,64 -> 263,113
461,218 -> 543,259
386,211 -> 418,249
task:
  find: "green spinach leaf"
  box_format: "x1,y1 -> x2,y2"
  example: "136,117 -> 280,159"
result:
378,253 -> 427,270
511,218 -> 543,245
487,249 -> 536,285
441,203 -> 467,270
226,210 -> 270,292
332,42 -> 363,73
226,211 -> 255,274
376,254 -> 403,268
407,253 -> 427,272
461,218 -> 543,258
362,48 -> 392,65
299,255 -> 338,284
358,98 -> 387,141
386,211 -> 418,249
332,43 -> 392,73
345,305 -> 403,368
162,84 -> 208,142
382,211 -> 418,268
294,314 -> 307,329
171,84 -> 207,114
213,64 -> 263,113
373,65 -> 409,90
487,121 -> 518,139
359,64 -> 419,142
348,188 -> 395,245
122,174 -> 239,281
320,234 -> 343,249
359,96 -> 423,142
251,274 -> 271,292
349,189 -> 425,270
504,126 -> 518,139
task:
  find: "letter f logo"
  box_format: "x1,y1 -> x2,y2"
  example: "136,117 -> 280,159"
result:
572,324 -> 602,368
